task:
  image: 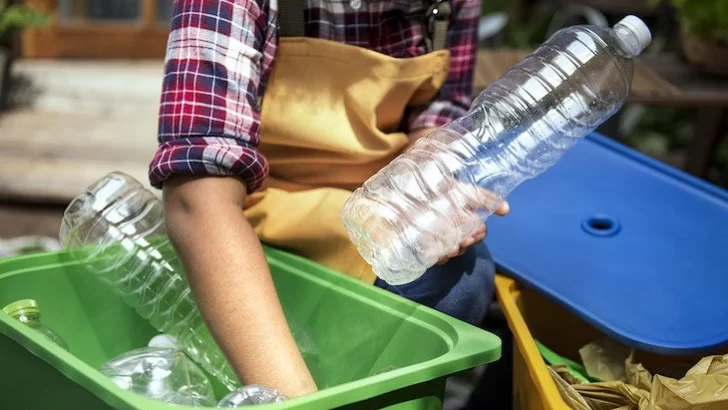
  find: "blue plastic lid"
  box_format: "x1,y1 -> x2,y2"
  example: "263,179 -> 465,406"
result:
486,133 -> 728,355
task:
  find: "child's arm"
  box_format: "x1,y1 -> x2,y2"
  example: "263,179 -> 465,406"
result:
163,175 -> 317,397
148,0 -> 316,396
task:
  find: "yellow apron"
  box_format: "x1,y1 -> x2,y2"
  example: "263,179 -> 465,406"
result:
244,37 -> 450,284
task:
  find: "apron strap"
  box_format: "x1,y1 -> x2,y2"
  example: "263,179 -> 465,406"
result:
276,0 -> 450,52
277,0 -> 305,37
425,0 -> 451,52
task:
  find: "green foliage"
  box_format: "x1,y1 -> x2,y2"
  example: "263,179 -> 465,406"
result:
0,0 -> 49,38
627,107 -> 694,157
713,135 -> 728,187
507,12 -> 552,48
480,0 -> 553,48
626,106 -> 728,188
652,0 -> 728,43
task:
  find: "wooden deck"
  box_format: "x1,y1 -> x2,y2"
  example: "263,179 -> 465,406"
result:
0,109 -> 157,204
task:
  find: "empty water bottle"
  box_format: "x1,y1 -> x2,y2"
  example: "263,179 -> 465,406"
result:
101,347 -> 216,407
341,16 -> 652,285
217,385 -> 287,407
2,299 -> 69,350
59,171 -> 240,391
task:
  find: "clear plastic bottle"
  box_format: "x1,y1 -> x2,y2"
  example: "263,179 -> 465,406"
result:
341,16 -> 652,285
59,171 -> 240,391
217,385 -> 287,407
2,299 -> 69,350
100,347 -> 216,407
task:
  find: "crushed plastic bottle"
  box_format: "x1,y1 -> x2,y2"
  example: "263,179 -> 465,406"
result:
59,171 -> 240,391
217,385 -> 287,407
100,347 -> 216,406
2,299 -> 69,350
341,15 -> 652,285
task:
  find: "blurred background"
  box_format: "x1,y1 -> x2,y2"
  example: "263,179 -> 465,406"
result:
0,0 -> 727,249
1,2 -> 727,409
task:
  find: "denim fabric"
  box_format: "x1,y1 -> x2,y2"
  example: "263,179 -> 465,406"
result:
374,242 -> 496,325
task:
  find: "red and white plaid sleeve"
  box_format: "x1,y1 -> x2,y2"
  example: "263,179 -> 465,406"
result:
408,0 -> 481,131
149,0 -> 276,193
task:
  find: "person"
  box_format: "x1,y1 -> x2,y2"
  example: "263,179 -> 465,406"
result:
149,0 -> 508,398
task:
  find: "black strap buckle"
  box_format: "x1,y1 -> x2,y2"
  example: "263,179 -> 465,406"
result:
424,0 -> 451,52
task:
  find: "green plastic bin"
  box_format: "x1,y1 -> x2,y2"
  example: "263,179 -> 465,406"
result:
0,246 -> 500,410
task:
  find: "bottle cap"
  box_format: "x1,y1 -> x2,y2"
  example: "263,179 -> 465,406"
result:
2,299 -> 40,318
615,15 -> 652,54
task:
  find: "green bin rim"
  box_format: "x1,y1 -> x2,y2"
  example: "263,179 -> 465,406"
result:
0,246 -> 501,410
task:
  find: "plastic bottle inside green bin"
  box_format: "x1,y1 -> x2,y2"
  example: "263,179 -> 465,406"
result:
59,172 -> 240,390
2,299 -> 69,351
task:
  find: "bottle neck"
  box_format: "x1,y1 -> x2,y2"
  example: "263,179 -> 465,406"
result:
613,16 -> 651,58
613,25 -> 643,58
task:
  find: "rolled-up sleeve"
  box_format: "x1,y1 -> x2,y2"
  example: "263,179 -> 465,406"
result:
149,0 -> 277,193
408,0 -> 480,130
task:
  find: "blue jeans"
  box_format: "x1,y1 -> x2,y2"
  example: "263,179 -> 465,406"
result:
374,243 -> 496,325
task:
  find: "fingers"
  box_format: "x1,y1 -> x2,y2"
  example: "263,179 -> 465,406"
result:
472,225 -> 487,242
446,245 -> 462,260
462,227 -> 485,247
495,201 -> 510,216
454,182 -> 509,216
471,224 -> 486,237
438,242 -> 463,265
437,224 -> 488,265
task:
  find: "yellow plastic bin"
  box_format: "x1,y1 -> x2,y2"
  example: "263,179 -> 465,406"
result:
494,275 -> 726,410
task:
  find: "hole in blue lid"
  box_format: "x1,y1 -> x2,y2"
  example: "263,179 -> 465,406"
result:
582,214 -> 620,237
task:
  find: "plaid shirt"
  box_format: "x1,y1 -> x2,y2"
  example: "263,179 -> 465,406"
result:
149,0 -> 481,193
